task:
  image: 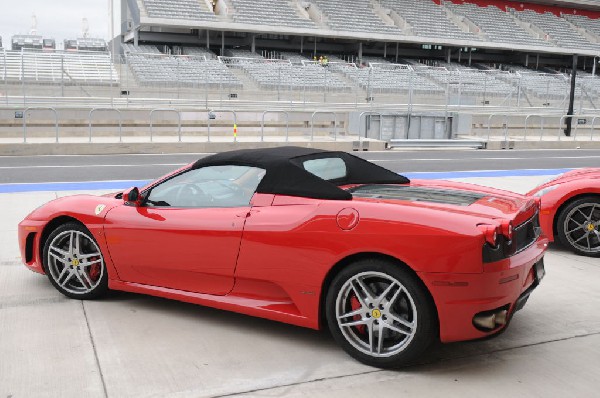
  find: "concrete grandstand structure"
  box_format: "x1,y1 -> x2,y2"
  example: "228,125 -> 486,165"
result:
6,1 -> 600,146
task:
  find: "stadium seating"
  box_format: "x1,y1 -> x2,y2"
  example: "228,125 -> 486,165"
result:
142,0 -> 217,21
229,0 -> 315,29
183,47 -> 217,59
515,10 -> 600,51
122,43 -> 162,54
422,63 -> 517,97
126,53 -> 242,88
222,51 -> 350,91
0,49 -> 118,85
312,0 -> 399,34
567,14 -> 600,40
334,63 -> 443,94
381,0 -> 478,41
445,2 -> 549,47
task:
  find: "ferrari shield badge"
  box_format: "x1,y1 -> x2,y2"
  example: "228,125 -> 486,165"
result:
95,204 -> 106,216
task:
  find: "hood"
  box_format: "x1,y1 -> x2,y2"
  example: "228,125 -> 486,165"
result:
349,179 -> 537,226
527,168 -> 600,196
25,194 -> 121,221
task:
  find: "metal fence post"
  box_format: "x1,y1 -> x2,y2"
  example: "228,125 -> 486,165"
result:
89,108 -> 123,143
150,108 -> 181,142
22,107 -> 59,143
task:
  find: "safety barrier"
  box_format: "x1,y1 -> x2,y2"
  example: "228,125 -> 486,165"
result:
310,111 -> 338,141
89,108 -> 122,143
22,107 -> 58,143
149,109 -> 181,142
261,111 -> 289,142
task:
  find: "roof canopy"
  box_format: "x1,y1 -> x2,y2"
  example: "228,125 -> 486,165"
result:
192,146 -> 409,200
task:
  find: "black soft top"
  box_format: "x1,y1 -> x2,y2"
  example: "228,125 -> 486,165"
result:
192,146 -> 409,200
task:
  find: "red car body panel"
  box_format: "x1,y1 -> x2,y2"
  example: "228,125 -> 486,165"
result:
19,156 -> 548,344
527,168 -> 600,241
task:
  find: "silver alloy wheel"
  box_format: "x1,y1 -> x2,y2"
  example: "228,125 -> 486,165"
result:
335,271 -> 417,358
47,230 -> 105,295
563,202 -> 600,254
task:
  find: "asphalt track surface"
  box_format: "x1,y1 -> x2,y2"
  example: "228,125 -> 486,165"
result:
1,149 -> 599,187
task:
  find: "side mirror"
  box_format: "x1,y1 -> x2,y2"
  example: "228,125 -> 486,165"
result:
123,187 -> 141,206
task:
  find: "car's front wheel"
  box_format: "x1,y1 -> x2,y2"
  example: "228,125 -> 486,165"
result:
43,222 -> 108,299
556,196 -> 600,257
325,259 -> 437,368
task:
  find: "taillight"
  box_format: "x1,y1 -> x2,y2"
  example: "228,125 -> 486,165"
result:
478,224 -> 499,247
500,220 -> 513,241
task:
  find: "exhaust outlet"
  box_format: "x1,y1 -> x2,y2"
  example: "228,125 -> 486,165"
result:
473,314 -> 496,330
494,310 -> 508,326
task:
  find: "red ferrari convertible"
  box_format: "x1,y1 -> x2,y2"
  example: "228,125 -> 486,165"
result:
528,168 -> 600,257
19,147 -> 547,368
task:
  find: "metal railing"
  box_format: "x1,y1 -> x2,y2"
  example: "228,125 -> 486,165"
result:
22,107 -> 58,143
89,108 -> 122,142
310,111 -> 338,141
261,110 -> 289,142
149,109 -> 181,142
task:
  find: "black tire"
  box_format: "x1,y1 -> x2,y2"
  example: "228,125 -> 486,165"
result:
42,222 -> 109,299
325,259 -> 437,368
556,196 -> 600,257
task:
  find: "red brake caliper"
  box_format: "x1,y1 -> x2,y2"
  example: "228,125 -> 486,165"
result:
88,257 -> 101,281
350,295 -> 366,334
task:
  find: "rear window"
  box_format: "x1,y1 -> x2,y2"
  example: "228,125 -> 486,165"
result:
302,157 -> 347,180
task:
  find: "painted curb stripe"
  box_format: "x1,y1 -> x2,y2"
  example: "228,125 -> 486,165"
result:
0,168 -> 572,194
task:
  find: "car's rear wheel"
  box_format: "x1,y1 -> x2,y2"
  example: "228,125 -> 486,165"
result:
325,259 -> 436,368
557,196 -> 600,257
43,222 -> 108,299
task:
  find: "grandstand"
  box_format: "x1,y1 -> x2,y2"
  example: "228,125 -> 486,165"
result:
228,0 -> 316,29
0,49 -> 118,85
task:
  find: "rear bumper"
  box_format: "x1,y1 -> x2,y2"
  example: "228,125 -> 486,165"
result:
418,235 -> 548,343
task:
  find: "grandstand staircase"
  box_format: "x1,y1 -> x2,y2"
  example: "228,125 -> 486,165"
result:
564,18 -> 600,44
303,2 -> 330,30
440,6 -> 487,40
369,0 -> 397,27
507,9 -> 555,45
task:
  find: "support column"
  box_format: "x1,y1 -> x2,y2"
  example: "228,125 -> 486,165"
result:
395,42 -> 399,63
383,43 -> 387,58
300,36 -> 303,53
206,30 -> 210,50
565,54 -> 578,137
446,47 -> 451,64
593,56 -> 597,76
525,54 -> 529,67
468,48 -> 472,66
251,34 -> 256,53
457,48 -> 461,63
358,42 -> 363,65
313,37 -> 317,58
221,31 -> 225,56
536,54 -> 539,70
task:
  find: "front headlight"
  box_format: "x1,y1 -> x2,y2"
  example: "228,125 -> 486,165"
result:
533,184 -> 561,198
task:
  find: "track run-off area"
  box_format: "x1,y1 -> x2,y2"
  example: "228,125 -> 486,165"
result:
1,148 -> 599,397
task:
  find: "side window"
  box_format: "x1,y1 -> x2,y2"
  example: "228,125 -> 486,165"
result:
303,157 -> 347,181
145,165 -> 266,208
